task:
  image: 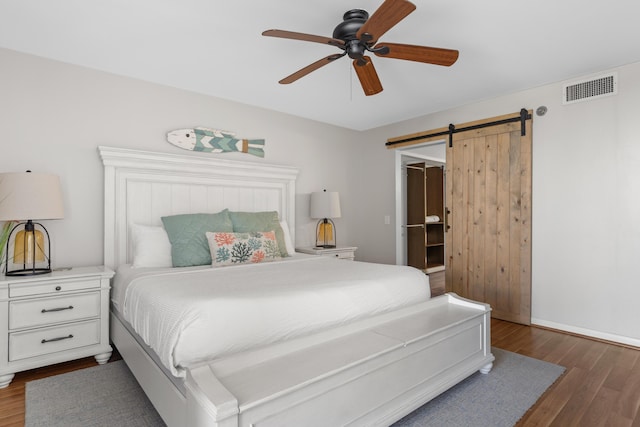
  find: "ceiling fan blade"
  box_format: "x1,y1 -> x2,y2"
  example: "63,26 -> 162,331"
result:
279,53 -> 345,84
353,56 -> 383,96
356,0 -> 416,44
262,29 -> 345,48
374,43 -> 459,66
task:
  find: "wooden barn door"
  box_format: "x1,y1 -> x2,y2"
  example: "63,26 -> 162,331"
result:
445,113 -> 532,324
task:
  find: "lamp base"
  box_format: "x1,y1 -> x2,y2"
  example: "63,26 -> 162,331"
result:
5,267 -> 52,276
315,218 -> 337,248
2,221 -> 53,277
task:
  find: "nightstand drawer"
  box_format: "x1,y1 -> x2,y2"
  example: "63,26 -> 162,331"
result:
9,292 -> 101,330
9,278 -> 100,298
330,251 -> 355,260
9,319 -> 101,362
296,246 -> 357,260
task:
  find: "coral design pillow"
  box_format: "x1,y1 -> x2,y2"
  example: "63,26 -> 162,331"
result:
206,231 -> 282,267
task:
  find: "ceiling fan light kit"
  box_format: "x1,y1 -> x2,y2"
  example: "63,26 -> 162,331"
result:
262,0 -> 459,96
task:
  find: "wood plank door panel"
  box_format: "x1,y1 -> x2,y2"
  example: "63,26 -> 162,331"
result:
445,119 -> 532,324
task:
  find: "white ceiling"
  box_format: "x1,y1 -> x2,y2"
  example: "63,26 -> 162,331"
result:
2,0 -> 640,131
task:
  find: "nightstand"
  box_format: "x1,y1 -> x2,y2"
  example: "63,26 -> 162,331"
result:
0,266 -> 114,388
296,246 -> 358,261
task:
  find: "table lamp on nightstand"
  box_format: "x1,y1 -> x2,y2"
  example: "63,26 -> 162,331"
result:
310,189 -> 341,248
0,171 -> 65,276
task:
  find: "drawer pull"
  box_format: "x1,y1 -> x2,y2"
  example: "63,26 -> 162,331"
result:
41,334 -> 74,344
55,286 -> 62,291
41,305 -> 74,313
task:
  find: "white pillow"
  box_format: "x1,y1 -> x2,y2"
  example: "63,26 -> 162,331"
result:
130,224 -> 173,268
279,220 -> 295,256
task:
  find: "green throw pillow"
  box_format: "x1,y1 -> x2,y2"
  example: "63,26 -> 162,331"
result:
228,211 -> 288,257
161,210 -> 233,267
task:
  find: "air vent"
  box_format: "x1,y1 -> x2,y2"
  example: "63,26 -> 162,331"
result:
563,72 -> 617,105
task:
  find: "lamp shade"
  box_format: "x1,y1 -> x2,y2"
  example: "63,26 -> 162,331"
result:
0,172 -> 65,221
310,191 -> 341,219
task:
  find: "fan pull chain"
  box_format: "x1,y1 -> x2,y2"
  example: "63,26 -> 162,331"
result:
349,61 -> 353,102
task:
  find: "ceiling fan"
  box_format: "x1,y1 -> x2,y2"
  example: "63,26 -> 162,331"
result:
262,0 -> 459,96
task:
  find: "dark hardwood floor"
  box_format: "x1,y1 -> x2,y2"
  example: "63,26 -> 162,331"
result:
1,321 -> 639,426
494,320 -> 640,427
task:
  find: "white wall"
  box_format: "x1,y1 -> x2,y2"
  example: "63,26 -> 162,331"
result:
0,48 -> 360,267
357,62 -> 640,346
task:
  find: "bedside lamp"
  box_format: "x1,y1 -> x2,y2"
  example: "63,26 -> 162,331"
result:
0,171 -> 65,276
310,190 -> 341,248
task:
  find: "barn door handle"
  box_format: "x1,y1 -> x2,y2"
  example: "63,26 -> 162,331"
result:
444,208 -> 451,231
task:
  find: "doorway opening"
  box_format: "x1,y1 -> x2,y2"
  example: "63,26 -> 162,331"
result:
394,140 -> 446,266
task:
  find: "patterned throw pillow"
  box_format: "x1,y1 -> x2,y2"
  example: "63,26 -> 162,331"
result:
228,211 -> 289,258
206,231 -> 282,267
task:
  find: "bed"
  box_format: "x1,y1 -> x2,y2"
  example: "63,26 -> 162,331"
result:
100,146 -> 494,427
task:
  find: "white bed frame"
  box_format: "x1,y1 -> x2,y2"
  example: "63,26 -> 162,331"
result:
99,146 -> 494,427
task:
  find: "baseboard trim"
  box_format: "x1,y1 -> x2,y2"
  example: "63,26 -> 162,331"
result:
531,318 -> 640,349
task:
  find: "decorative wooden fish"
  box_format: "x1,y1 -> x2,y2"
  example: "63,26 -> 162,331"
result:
167,127 -> 265,157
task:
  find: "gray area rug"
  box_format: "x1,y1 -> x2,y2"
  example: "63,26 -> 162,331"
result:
26,360 -> 164,427
26,348 -> 564,427
392,348 -> 565,427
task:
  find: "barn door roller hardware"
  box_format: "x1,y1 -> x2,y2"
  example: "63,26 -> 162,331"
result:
386,108 -> 532,148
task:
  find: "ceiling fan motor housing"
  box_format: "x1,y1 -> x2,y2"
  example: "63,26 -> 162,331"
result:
333,9 -> 371,60
333,9 -> 368,41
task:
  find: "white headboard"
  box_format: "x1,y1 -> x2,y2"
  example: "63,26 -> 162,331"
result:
99,146 -> 299,270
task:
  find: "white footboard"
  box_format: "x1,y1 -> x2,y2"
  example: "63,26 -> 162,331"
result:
110,313 -> 187,426
183,293 -> 493,427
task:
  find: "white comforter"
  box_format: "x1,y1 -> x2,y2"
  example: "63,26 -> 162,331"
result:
112,256 -> 429,377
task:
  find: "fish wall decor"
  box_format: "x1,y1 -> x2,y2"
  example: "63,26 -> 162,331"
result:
167,127 -> 265,157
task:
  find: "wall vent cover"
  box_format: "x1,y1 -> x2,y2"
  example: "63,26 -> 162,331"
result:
563,72 -> 618,105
